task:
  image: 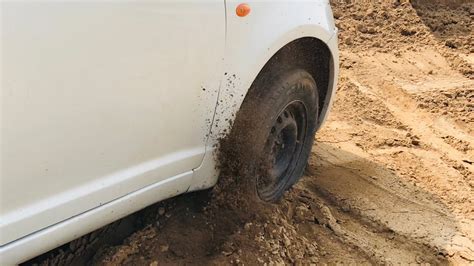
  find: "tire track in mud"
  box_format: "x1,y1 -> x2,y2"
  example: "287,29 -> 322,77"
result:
293,187 -> 443,265
305,143 -> 473,263
314,45 -> 474,263
369,79 -> 473,171
341,50 -> 474,212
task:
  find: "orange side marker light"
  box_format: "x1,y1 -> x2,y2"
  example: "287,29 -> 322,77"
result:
236,3 -> 251,17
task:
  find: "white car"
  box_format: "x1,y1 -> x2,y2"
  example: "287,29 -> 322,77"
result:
0,1 -> 338,264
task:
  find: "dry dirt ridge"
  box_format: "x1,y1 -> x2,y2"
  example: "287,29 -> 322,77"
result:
26,1 -> 473,265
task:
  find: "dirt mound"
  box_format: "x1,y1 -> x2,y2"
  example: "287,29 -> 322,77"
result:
412,1 -> 473,53
332,0 -> 473,78
414,88 -> 474,132
333,1 -> 431,51
91,192 -> 240,265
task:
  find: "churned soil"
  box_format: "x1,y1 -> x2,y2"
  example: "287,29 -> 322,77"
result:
27,1 -> 474,265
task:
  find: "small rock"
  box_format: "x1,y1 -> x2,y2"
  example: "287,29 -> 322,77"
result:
244,222 -> 253,230
222,250 -> 233,256
365,8 -> 374,16
160,244 -> 169,252
158,207 -> 165,216
333,10 -> 342,19
294,205 -> 312,222
445,39 -> 459,49
415,256 -> 424,263
283,235 -> 291,247
400,27 -> 416,36
442,92 -> 454,98
357,24 -> 368,33
150,261 -> 158,266
341,204 -> 351,212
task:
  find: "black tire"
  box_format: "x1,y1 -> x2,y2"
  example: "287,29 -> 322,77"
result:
219,69 -> 319,203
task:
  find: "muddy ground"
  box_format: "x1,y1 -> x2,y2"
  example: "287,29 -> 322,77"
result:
28,1 -> 474,265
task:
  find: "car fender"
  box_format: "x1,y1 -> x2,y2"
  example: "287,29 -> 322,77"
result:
190,1 -> 339,191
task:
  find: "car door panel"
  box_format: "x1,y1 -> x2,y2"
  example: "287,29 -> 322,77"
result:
0,1 -> 225,245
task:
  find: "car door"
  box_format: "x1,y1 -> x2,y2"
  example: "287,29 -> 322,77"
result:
0,1 -> 225,246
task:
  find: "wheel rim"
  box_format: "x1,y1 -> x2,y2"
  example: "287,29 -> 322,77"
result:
257,101 -> 307,201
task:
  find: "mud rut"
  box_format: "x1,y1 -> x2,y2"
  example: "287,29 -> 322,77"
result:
26,1 -> 473,265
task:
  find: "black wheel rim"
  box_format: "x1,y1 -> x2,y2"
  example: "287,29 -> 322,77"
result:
257,101 -> 307,201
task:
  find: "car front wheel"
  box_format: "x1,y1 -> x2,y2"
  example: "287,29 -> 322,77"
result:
219,69 -> 319,203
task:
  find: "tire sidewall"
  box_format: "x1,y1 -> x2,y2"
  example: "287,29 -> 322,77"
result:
224,69 -> 319,203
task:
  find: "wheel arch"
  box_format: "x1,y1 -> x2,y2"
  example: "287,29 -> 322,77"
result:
189,30 -> 339,192
244,36 -> 337,130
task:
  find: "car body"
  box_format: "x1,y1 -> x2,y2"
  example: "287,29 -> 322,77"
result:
0,0 -> 338,264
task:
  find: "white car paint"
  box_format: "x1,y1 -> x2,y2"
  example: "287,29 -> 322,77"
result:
0,0 -> 338,264
1,0 -> 224,246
